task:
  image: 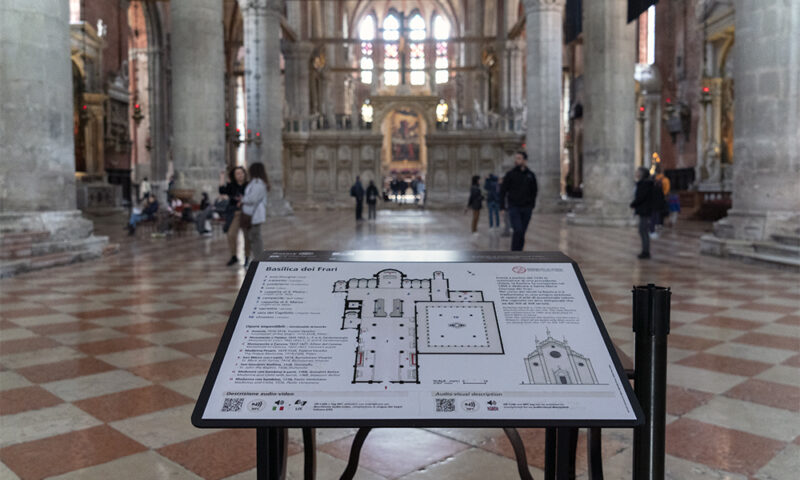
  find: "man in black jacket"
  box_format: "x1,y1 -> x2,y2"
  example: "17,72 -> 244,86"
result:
500,151 -> 538,251
350,176 -> 365,221
630,167 -> 656,259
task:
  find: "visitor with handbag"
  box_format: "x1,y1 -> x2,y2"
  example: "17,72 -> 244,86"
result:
240,162 -> 269,268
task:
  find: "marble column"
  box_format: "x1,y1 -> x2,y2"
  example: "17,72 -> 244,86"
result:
701,0 -> 800,255
283,41 -> 314,130
0,0 -> 108,275
240,0 -> 292,215
171,0 -> 225,197
569,0 -> 637,226
522,0 -> 566,209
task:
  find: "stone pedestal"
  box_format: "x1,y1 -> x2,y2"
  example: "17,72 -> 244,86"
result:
0,0 -> 110,276
240,0 -> 292,215
568,0 -> 637,226
701,0 -> 800,259
523,0 -> 566,211
171,0 -> 225,199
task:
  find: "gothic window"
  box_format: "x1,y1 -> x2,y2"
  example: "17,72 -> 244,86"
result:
383,13 -> 401,86
359,15 -> 376,84
433,15 -> 450,84
408,13 -> 426,85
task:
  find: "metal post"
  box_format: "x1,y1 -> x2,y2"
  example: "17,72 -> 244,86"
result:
632,284 -> 671,480
257,427 -> 287,480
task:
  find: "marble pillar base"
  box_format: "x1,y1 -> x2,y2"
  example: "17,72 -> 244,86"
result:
0,211 -> 114,278
700,209 -> 800,268
566,201 -> 637,227
267,194 -> 294,217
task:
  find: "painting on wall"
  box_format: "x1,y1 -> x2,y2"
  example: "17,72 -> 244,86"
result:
390,110 -> 421,163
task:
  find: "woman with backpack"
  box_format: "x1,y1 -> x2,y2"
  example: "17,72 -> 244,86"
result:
240,162 -> 269,268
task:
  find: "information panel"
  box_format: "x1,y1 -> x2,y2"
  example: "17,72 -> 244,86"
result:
193,251 -> 641,428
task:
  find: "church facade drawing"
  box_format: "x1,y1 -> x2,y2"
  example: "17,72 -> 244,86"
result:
524,329 -> 599,385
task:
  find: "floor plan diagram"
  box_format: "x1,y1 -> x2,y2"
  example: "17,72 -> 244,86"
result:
333,269 -> 504,384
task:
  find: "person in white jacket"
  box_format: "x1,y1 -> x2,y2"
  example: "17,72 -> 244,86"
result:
240,162 -> 269,267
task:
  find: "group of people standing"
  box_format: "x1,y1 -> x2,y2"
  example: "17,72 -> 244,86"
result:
218,162 -> 270,267
466,151 -> 539,251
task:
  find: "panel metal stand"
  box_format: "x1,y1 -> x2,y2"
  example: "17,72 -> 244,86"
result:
544,428 -> 578,480
632,284 -> 670,480
257,427 -> 288,480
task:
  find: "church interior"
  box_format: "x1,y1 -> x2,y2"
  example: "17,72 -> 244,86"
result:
0,0 -> 798,479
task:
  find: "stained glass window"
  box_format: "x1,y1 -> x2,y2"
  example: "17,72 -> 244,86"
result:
359,15 -> 375,84
433,15 -> 450,84
383,13 -> 400,86
409,13 -> 426,85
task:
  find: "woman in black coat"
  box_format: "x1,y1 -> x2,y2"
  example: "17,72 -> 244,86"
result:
219,167 -> 248,266
630,167 -> 656,259
465,175 -> 484,234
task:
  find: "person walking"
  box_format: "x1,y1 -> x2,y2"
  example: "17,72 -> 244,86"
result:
484,173 -> 500,230
350,176 -> 365,221
649,165 -> 670,238
219,166 -> 248,266
416,176 -> 426,207
465,175 -> 484,234
500,151 -> 538,251
241,162 -> 269,268
366,180 -> 379,220
630,166 -> 657,259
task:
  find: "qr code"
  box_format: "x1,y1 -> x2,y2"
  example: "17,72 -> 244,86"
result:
435,398 -> 455,412
222,397 -> 244,412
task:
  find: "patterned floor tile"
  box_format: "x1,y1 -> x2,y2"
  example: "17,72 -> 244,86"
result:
724,379 -> 800,412
666,364 -> 747,394
128,357 -> 211,383
157,429 -> 256,480
96,346 -> 189,369
0,403 -> 103,448
685,397 -> 800,442
75,337 -> 154,355
0,426 -> 147,480
109,404 -> 209,449
0,346 -> 85,370
47,450 -> 202,480
42,370 -> 152,402
74,385 -> 193,422
665,418 -> 783,476
319,428 -> 470,478
0,210 -> 797,479
676,352 -> 773,377
16,357 -> 116,384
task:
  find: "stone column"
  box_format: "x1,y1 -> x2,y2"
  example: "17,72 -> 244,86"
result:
283,41 -> 314,130
523,0 -> 566,209
239,0 -> 292,215
171,0 -> 225,197
569,0 -> 637,226
0,0 -> 108,276
701,0 -> 800,257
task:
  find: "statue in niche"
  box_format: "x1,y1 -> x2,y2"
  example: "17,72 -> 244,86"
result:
473,99 -> 486,129
720,79 -> 735,165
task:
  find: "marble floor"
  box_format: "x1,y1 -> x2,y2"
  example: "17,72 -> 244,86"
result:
1,207 -> 798,480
